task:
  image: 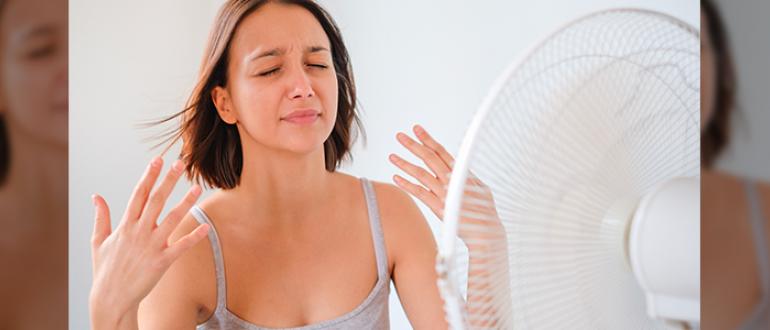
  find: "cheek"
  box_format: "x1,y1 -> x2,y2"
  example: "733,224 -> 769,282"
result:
4,60 -> 46,117
320,75 -> 339,121
0,52 -> 67,145
234,82 -> 279,122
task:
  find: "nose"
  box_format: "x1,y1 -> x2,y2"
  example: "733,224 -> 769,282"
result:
287,66 -> 315,100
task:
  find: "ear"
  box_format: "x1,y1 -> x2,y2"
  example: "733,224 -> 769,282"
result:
211,86 -> 237,124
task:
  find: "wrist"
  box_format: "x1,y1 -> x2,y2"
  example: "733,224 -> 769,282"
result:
89,287 -> 138,330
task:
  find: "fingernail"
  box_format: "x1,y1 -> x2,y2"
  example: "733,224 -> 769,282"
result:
91,194 -> 97,206
151,156 -> 162,168
190,185 -> 201,196
388,154 -> 398,162
414,125 -> 423,133
173,160 -> 185,172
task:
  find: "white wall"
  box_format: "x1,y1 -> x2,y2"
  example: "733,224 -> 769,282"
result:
712,0 -> 770,180
69,1 -> 219,328
69,1 -> 698,329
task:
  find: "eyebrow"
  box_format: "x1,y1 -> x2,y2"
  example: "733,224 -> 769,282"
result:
246,46 -> 330,62
13,24 -> 57,43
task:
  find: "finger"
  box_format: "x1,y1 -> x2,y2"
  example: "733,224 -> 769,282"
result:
91,194 -> 112,248
413,125 -> 455,168
389,153 -> 446,200
155,185 -> 202,242
163,223 -> 210,263
125,157 -> 163,222
393,174 -> 444,219
140,159 -> 186,228
396,132 -> 451,183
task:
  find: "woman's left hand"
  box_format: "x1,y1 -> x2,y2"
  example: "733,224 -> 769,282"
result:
390,125 -> 510,328
388,125 -> 454,219
389,125 -> 504,247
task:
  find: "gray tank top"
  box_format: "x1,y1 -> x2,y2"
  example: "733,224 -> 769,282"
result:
190,178 -> 390,330
741,181 -> 770,329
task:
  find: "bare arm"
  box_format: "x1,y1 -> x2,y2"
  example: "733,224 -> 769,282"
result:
389,125 -> 512,328
376,183 -> 449,329
137,214 -> 217,329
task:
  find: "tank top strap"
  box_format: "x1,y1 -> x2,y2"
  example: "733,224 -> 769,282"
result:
190,205 -> 228,314
360,178 -> 389,279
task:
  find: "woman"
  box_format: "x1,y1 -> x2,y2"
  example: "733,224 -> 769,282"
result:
701,0 -> 770,328
89,1 -> 501,328
0,0 -> 68,327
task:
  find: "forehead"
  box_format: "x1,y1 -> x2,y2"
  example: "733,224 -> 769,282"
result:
0,0 -> 67,42
230,2 -> 331,56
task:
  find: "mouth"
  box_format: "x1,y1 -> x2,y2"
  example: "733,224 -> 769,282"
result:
281,109 -> 320,124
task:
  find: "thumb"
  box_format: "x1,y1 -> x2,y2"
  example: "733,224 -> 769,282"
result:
91,194 -> 112,248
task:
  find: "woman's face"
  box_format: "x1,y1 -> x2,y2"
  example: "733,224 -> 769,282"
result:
216,2 -> 338,156
701,10 -> 717,132
0,0 -> 68,146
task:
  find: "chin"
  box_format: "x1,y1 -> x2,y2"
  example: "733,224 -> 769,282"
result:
281,135 -> 329,156
285,124 -> 334,148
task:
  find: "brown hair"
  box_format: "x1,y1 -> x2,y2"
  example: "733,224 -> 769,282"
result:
701,0 -> 736,168
0,0 -> 8,185
0,118 -> 7,185
156,0 -> 361,189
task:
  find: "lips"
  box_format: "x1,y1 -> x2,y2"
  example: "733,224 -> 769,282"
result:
281,109 -> 320,124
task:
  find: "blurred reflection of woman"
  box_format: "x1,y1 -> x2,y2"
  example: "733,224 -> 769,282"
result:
701,0 -> 770,328
0,0 -> 68,328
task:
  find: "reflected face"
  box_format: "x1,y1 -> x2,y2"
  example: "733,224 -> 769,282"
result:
701,10 -> 717,132
0,0 -> 68,146
216,2 -> 338,155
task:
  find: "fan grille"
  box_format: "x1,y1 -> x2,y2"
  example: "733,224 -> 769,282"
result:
442,9 -> 699,329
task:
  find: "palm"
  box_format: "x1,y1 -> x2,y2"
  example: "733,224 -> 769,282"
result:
89,158 -> 209,323
389,125 -> 504,245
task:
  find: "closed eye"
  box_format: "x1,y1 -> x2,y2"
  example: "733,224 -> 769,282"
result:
27,44 -> 56,59
258,67 -> 280,77
307,63 -> 328,69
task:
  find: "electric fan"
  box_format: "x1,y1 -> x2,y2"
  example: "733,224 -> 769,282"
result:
437,9 -> 699,329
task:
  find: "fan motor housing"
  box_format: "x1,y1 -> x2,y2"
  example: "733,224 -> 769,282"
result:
629,177 -> 700,323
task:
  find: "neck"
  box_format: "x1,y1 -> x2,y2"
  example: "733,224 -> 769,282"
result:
1,122 -> 68,232
228,139 -> 333,223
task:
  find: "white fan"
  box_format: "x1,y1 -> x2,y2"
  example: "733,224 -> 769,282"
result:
437,9 -> 699,329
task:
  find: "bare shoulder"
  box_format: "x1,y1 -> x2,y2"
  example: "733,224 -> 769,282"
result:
702,170 -> 743,192
168,210 -> 216,271
330,173 -> 428,228
367,180 -> 437,269
702,170 -> 746,209
703,169 -> 770,209
167,190 -> 232,285
169,207 -> 218,296
139,195 -> 219,324
369,180 -> 423,219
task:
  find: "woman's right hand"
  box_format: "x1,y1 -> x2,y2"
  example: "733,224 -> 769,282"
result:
89,157 -> 210,329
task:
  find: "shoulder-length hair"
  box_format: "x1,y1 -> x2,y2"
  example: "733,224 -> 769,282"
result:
701,0 -> 737,168
157,0 -> 361,189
